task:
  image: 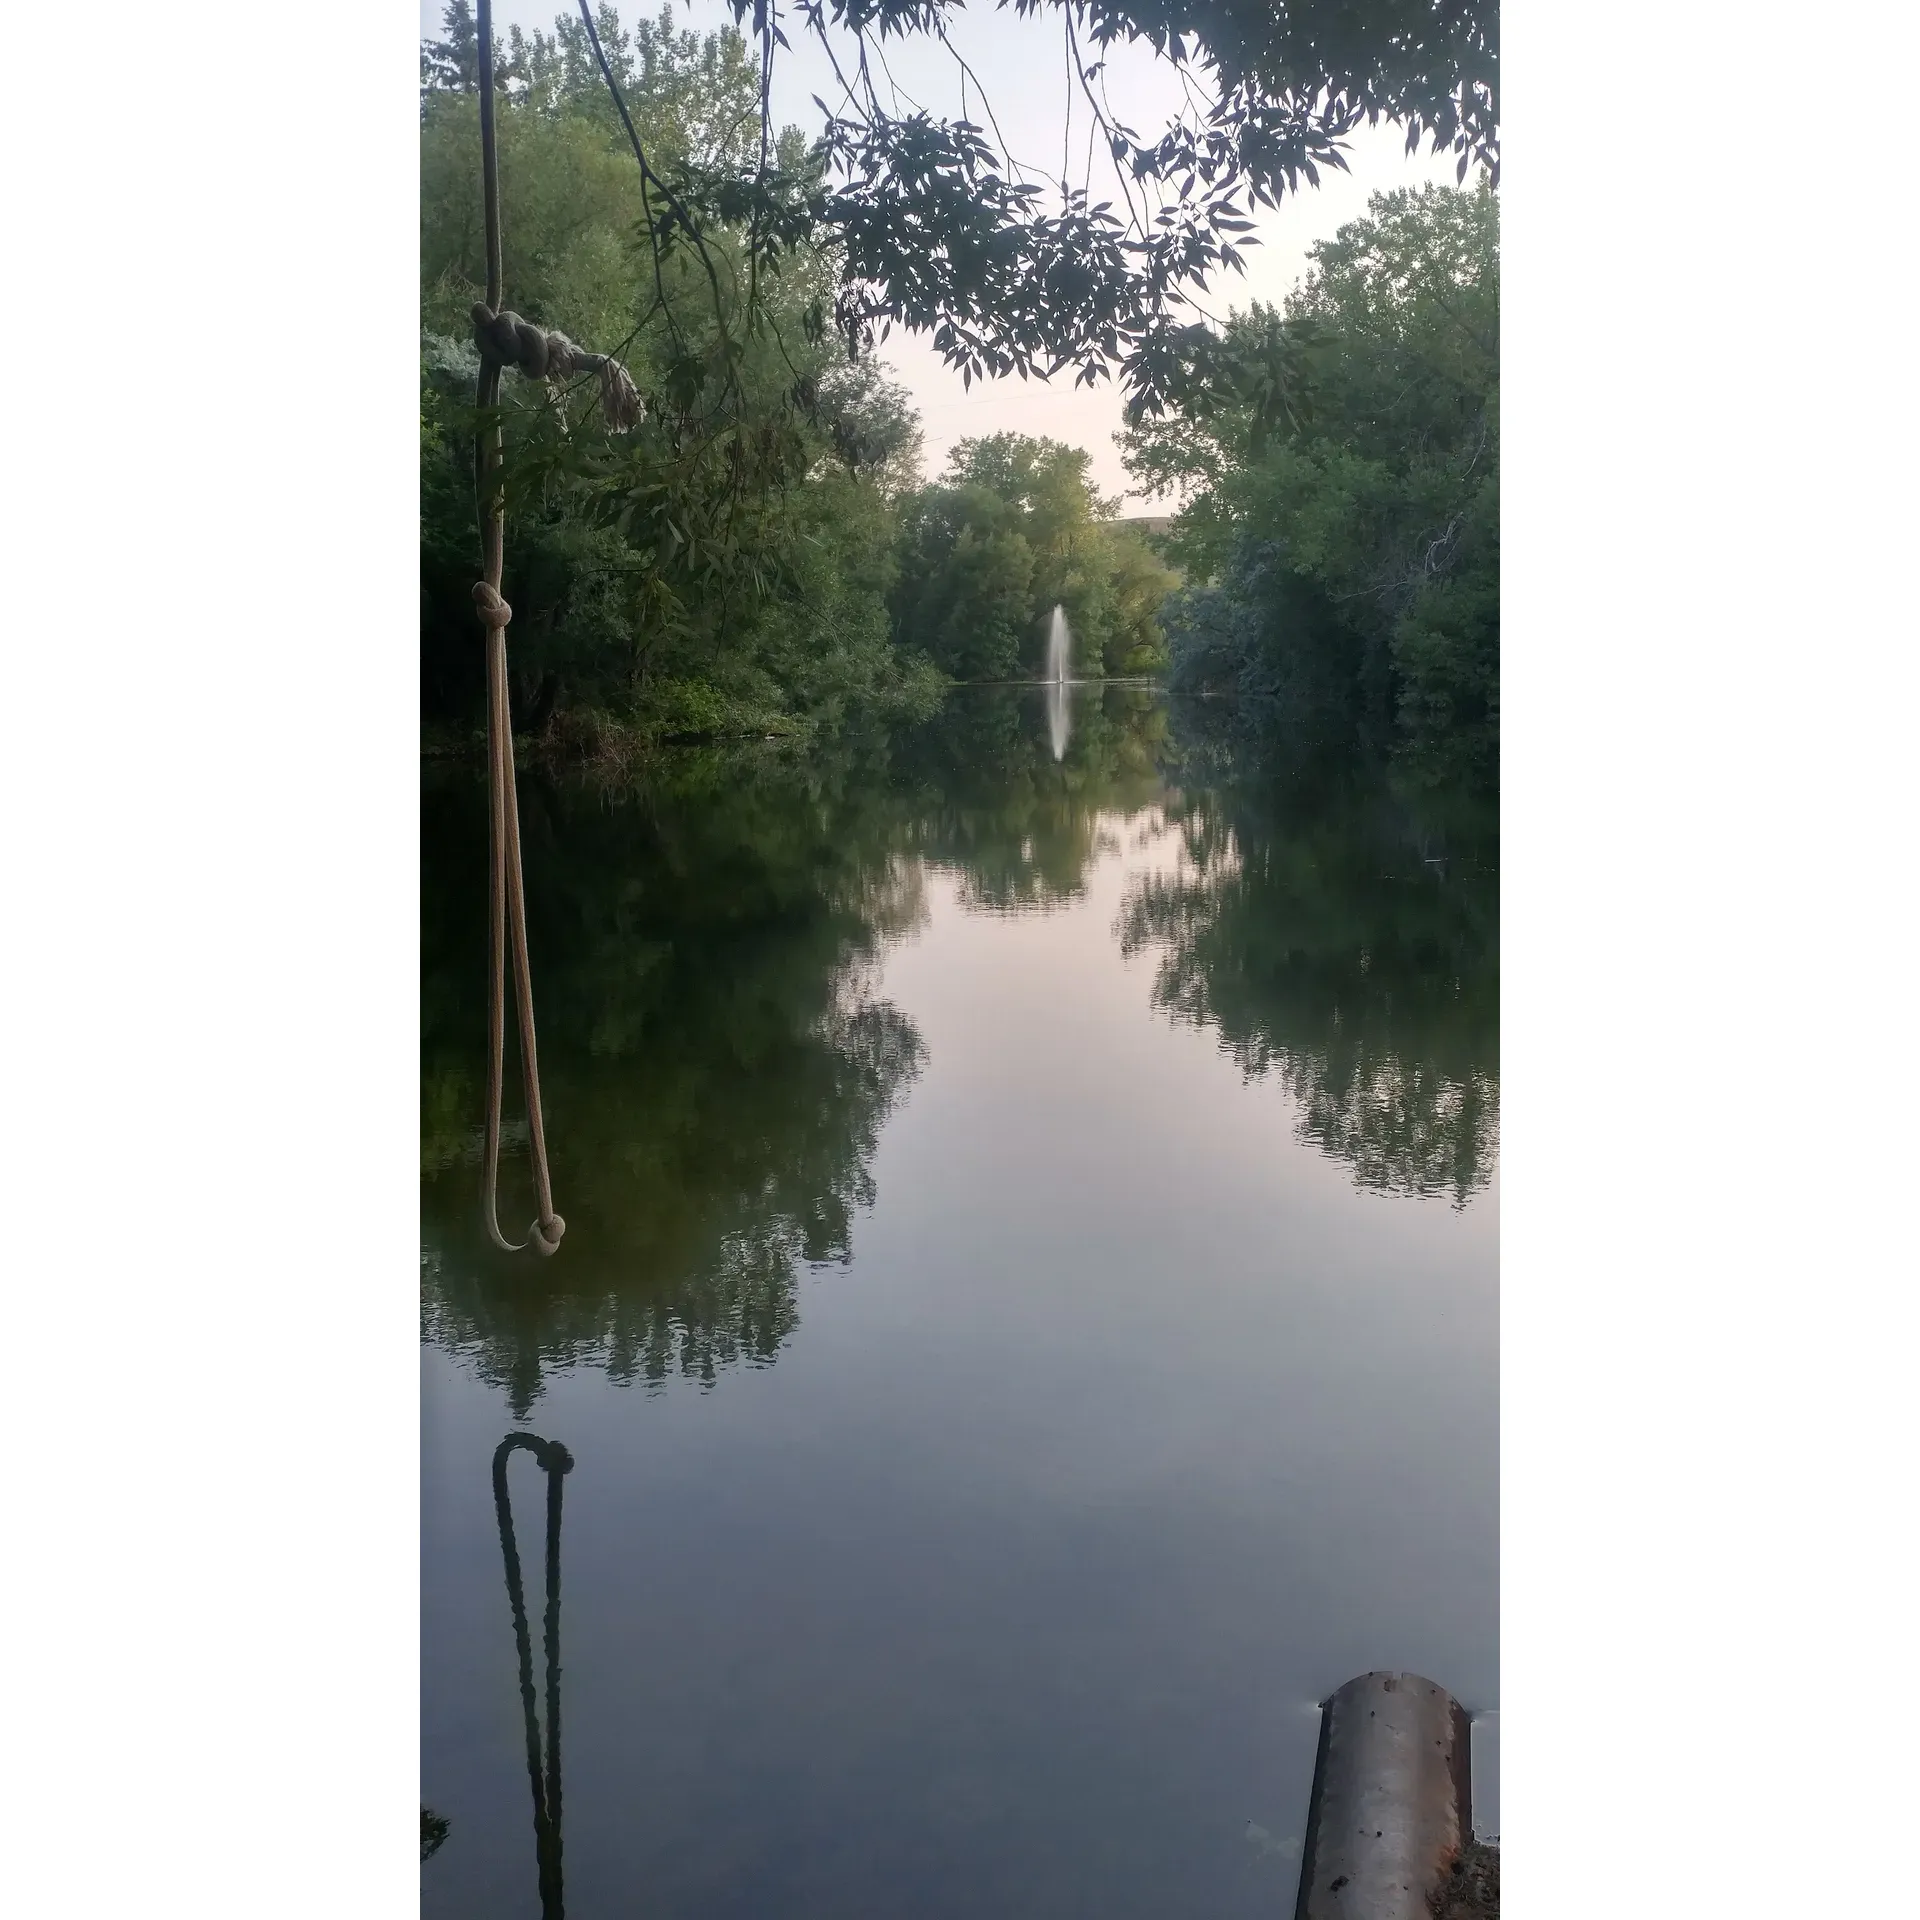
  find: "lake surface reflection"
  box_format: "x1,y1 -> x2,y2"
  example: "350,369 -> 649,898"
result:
422,687 -> 1497,1918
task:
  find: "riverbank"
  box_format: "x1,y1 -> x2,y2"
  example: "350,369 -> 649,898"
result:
420,676 -> 1176,774
421,679 -> 934,774
422,706 -> 811,775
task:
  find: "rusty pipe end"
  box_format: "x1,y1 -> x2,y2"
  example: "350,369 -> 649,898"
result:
1295,1672 -> 1472,1920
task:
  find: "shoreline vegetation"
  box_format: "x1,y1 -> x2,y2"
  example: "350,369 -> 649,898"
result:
419,674 -> 1175,770
420,1 -> 1497,789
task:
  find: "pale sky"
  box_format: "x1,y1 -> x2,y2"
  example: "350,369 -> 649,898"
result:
424,0 -> 1468,503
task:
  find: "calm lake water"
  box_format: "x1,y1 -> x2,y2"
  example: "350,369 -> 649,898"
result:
421,687 -> 1498,1918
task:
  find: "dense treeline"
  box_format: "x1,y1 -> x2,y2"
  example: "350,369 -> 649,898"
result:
890,436 -> 1175,681
420,3 -> 942,743
420,7 -> 1496,771
1123,185 -> 1499,785
420,6 -> 1177,743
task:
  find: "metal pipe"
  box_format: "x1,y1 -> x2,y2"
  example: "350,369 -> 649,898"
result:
1295,1671 -> 1473,1919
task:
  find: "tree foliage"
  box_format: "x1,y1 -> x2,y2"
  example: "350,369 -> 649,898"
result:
426,0 -> 1497,428
419,7 -> 1492,762
770,0 -> 1495,419
1124,183 -> 1498,781
420,3 -> 944,735
890,433 -> 1176,680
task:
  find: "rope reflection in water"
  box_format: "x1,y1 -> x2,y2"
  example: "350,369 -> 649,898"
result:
493,1433 -> 574,1919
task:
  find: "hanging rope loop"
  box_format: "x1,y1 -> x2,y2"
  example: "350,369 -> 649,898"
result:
497,1432 -> 574,1477
478,632 -> 564,1258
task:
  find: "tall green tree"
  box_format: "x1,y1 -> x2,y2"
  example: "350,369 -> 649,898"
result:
890,484 -> 1037,682
1124,183 -> 1498,779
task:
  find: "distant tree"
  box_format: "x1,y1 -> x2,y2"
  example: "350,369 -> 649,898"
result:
891,485 -> 1038,680
420,1 -> 485,94
1099,527 -> 1181,675
815,358 -> 925,495
1124,183 -> 1497,777
892,434 -> 1174,676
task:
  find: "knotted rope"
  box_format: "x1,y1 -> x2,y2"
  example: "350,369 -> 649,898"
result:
468,0 -> 642,1259
471,302 -> 643,432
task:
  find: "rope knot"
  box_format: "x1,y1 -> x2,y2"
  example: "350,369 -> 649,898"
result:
471,301 -> 536,373
472,582 -> 513,628
529,1212 -> 566,1257
471,301 -> 642,432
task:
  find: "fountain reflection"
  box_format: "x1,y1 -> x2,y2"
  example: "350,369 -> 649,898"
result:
1046,676 -> 1072,761
1045,604 -> 1073,759
896,684 -> 1165,913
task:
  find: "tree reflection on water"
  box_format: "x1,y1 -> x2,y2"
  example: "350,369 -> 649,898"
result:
1119,715 -> 1499,1205
421,745 -> 931,1413
421,689 -> 1498,1417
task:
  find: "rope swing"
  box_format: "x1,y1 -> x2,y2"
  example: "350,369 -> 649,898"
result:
468,0 -> 643,1257
470,0 -> 565,1257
